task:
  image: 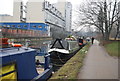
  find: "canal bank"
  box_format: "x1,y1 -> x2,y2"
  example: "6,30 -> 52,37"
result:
78,40 -> 118,79
48,43 -> 89,80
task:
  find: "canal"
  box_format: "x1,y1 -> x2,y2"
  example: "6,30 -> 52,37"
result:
8,38 -> 81,72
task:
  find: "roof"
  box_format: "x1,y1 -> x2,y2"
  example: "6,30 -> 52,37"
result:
0,47 -> 36,57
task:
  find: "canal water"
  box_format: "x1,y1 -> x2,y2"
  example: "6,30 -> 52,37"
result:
33,39 -> 80,72
8,38 -> 81,72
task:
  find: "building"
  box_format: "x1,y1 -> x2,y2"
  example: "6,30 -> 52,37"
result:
54,0 -> 72,31
26,0 -> 66,38
26,0 -> 65,27
26,0 -> 45,23
54,0 -> 66,17
0,0 -> 24,22
13,0 -> 24,22
0,0 -> 72,38
118,2 -> 120,23
0,14 -> 13,22
65,2 -> 72,31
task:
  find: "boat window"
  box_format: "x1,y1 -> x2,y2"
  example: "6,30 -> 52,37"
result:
7,25 -> 10,27
18,25 -> 21,27
44,26 -> 47,29
38,25 -> 42,28
3,25 -> 6,27
33,25 -> 36,28
12,25 -> 15,27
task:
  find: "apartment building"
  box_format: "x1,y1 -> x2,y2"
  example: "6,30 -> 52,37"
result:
0,0 -> 23,22
26,0 -> 66,38
54,0 -> 72,31
65,2 -> 72,31
0,0 -> 72,38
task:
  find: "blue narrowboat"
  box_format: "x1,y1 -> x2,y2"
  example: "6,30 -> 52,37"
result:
0,38 -> 52,81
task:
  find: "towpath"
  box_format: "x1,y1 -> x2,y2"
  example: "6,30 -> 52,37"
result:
78,40 -> 119,79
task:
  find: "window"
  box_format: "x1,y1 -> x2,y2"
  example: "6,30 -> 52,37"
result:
44,26 -> 46,29
7,25 -> 10,27
3,25 -> 6,27
12,25 -> 15,27
33,25 -> 36,28
18,25 -> 21,27
38,25 -> 42,28
24,25 -> 27,27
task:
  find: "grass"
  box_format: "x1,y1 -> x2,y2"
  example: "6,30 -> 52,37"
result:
104,41 -> 120,57
69,47 -> 79,53
48,44 -> 90,80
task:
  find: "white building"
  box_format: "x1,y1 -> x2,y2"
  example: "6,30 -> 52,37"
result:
0,0 -> 72,38
54,0 -> 72,31
0,0 -> 23,22
26,0 -> 45,23
26,0 -> 65,26
13,0 -> 24,22
26,0 -> 72,31
65,2 -> 72,31
26,0 -> 66,38
0,14 -> 13,22
54,0 -> 66,18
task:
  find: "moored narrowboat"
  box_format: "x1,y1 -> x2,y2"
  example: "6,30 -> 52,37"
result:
48,39 -> 80,71
0,38 -> 52,81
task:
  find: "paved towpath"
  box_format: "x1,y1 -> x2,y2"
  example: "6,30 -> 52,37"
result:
78,40 -> 119,79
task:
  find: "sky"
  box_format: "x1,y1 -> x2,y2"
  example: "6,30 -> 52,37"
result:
0,0 -> 84,15
0,0 -> 84,30
0,0 -> 119,31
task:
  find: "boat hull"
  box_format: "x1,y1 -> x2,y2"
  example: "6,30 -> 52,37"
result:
49,47 -> 81,71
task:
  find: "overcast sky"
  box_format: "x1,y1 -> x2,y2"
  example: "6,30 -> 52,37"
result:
0,0 -> 120,31
0,0 -> 84,15
0,0 -> 85,30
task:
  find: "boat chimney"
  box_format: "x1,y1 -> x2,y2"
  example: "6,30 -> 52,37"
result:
25,39 -> 30,50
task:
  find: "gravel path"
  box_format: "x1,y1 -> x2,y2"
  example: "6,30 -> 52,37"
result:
78,40 -> 118,79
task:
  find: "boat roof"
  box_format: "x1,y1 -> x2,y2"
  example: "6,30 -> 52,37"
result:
48,48 -> 69,54
51,39 -> 69,50
0,47 -> 36,57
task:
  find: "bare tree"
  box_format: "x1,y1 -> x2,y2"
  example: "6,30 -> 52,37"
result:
74,0 -> 120,40
114,2 -> 120,40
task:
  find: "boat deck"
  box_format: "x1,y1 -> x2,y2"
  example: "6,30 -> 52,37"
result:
36,67 -> 44,74
0,47 -> 35,57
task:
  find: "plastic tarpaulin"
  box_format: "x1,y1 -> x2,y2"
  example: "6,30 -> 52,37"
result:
0,63 -> 17,80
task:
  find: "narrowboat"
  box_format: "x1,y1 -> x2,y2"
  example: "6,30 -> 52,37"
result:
48,39 -> 80,71
0,38 -> 52,81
